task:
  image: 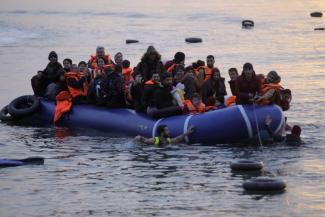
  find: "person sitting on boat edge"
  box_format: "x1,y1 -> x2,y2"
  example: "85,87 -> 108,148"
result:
165,51 -> 186,75
31,51 -> 63,100
146,72 -> 183,119
135,124 -> 195,145
265,115 -> 302,145
142,72 -> 161,110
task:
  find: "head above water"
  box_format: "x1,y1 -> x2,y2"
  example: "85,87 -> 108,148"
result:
157,124 -> 170,138
291,125 -> 301,136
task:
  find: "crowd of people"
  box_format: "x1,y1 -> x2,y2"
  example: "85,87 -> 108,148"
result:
31,46 -> 292,122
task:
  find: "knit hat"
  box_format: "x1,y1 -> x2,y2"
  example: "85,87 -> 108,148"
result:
174,52 -> 185,63
267,70 -> 281,83
48,51 -> 58,60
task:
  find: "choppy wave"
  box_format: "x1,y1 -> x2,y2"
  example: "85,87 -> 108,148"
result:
0,24 -> 42,46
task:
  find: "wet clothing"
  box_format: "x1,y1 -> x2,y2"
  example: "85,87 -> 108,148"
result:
200,77 -> 227,104
266,124 -> 302,145
235,74 -> 260,105
154,137 -> 172,145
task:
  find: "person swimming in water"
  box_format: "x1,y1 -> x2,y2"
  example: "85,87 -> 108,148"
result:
135,124 -> 194,145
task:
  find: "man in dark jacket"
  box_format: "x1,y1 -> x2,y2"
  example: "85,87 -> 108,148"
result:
147,73 -> 182,119
100,65 -> 125,108
31,51 -> 63,99
201,67 -> 227,105
228,67 -> 238,95
141,73 -> 161,110
235,62 -> 260,105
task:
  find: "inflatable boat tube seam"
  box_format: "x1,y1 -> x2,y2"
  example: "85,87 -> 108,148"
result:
152,118 -> 163,138
183,115 -> 193,143
238,105 -> 253,138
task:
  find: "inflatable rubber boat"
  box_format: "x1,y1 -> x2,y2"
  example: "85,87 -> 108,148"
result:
0,96 -> 284,144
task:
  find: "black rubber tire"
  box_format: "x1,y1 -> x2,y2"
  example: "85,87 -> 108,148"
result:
231,160 -> 263,171
314,27 -> 325,31
242,20 -> 254,28
185,37 -> 203,43
8,95 -> 40,118
0,105 -> 14,122
243,177 -> 286,191
311,12 -> 323,17
126,39 -> 139,44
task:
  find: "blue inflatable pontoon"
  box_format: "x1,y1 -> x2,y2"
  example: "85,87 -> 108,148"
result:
21,99 -> 284,144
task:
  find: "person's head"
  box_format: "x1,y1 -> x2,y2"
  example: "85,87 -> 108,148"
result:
206,55 -> 215,68
185,66 -> 195,76
96,46 -> 105,58
228,68 -> 238,81
157,124 -> 170,138
97,57 -> 106,68
78,61 -> 87,73
192,93 -> 202,107
291,125 -> 301,136
242,62 -> 255,80
63,58 -> 72,69
48,51 -> 58,63
212,67 -> 221,80
114,52 -> 123,65
174,52 -> 185,64
266,70 -> 281,84
71,64 -> 78,72
197,60 -> 205,67
161,72 -> 173,87
122,59 -> 130,68
151,72 -> 160,83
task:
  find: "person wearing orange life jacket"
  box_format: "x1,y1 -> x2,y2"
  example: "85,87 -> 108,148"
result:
64,63 -> 89,103
141,72 -> 161,110
183,93 -> 206,114
91,57 -> 110,80
196,55 -> 215,81
122,59 -> 133,87
165,52 -> 185,75
256,70 -> 283,105
88,46 -> 113,69
54,90 -> 73,124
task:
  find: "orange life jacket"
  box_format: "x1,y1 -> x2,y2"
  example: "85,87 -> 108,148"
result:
226,95 -> 236,107
89,54 -> 112,69
122,67 -> 133,84
183,100 -> 205,114
64,72 -> 89,98
196,66 -> 213,80
167,63 -> 176,73
145,80 -> 156,85
257,83 -> 282,105
54,91 -> 73,124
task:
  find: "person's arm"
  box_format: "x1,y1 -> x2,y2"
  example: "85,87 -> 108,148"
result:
171,126 -> 195,143
265,116 -> 284,142
134,135 -> 154,145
